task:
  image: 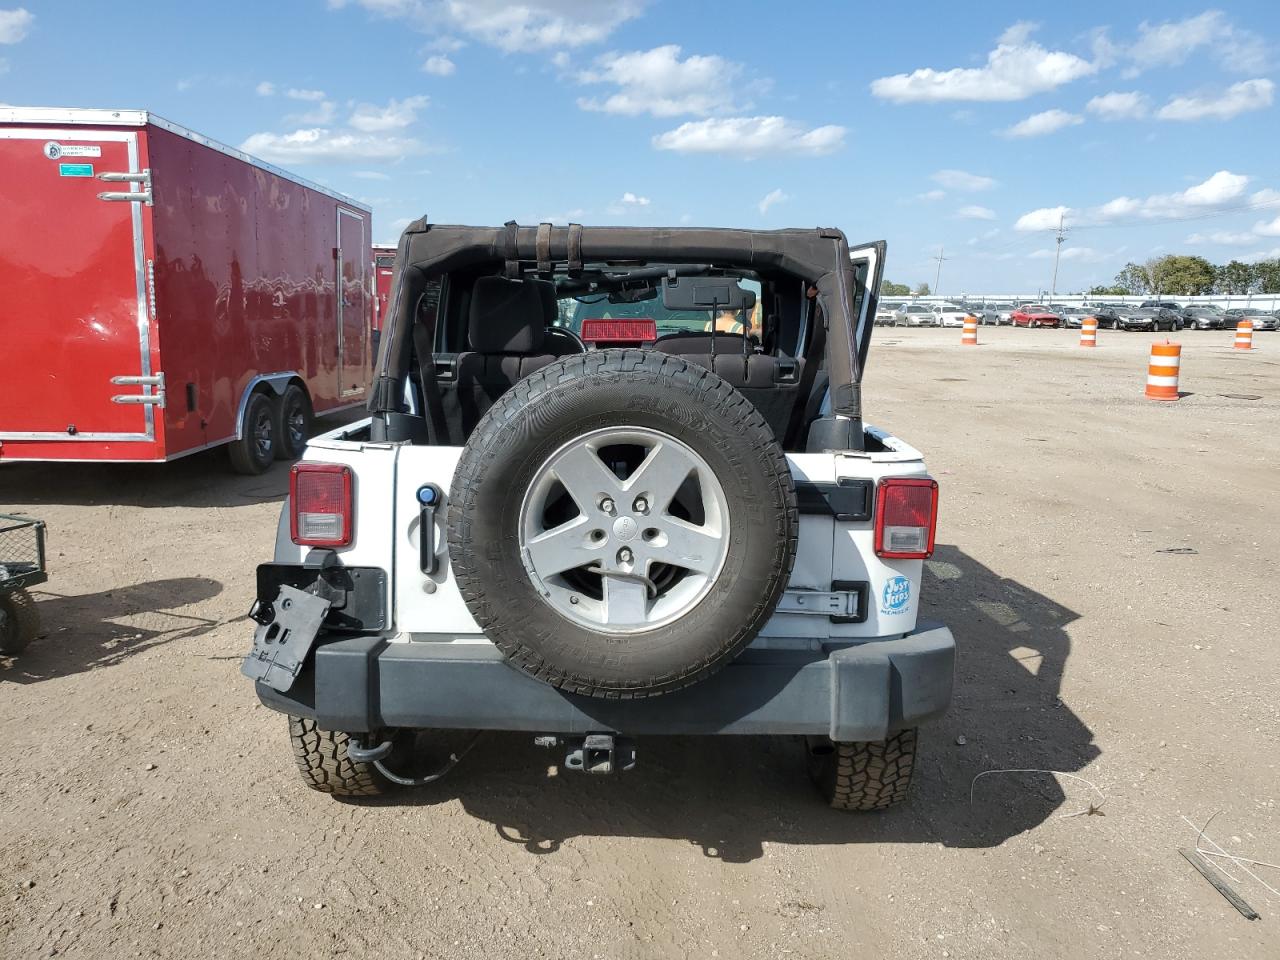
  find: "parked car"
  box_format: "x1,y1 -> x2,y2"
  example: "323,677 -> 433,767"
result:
1183,304 -> 1226,330
1057,306 -> 1091,328
875,300 -> 904,326
1083,303 -> 1123,330
1224,307 -> 1278,331
964,302 -> 1000,325
990,302 -> 1016,325
1117,306 -> 1180,332
899,303 -> 938,327
932,302 -> 973,327
1010,304 -> 1061,328
243,222 -> 954,812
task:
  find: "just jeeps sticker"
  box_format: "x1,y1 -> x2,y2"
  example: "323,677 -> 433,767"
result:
881,576 -> 911,615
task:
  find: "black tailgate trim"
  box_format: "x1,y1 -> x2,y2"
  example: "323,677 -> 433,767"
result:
795,478 -> 873,521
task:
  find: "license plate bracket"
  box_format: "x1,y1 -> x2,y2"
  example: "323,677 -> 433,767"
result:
241,585 -> 333,692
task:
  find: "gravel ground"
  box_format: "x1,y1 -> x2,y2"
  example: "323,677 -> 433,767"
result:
1,325 -> 1277,959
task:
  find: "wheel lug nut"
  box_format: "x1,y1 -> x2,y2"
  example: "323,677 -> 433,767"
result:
633,497 -> 648,513
619,548 -> 633,564
600,498 -> 615,514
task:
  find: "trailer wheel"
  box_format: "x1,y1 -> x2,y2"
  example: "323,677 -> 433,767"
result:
0,588 -> 41,655
229,391 -> 278,475
275,385 -> 313,461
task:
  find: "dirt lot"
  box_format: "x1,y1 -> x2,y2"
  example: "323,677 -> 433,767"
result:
2,326 -> 1277,959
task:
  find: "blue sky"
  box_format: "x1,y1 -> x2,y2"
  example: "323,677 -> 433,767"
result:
4,1 -> 1280,294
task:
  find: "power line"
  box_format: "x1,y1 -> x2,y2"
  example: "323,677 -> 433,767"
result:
932,245 -> 949,293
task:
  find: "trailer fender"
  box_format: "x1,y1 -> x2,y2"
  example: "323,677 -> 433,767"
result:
233,373 -> 303,440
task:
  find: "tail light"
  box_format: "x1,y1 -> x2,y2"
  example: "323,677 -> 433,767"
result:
874,477 -> 939,559
290,462 -> 353,547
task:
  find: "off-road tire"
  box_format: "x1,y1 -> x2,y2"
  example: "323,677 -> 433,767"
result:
229,391 -> 277,475
288,716 -> 388,796
274,384 -> 313,461
448,349 -> 798,700
809,728 -> 918,812
0,588 -> 41,654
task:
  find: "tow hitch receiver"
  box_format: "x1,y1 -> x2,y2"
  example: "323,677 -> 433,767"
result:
537,734 -> 637,774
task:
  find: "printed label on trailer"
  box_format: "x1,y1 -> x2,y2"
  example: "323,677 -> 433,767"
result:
58,163 -> 94,178
880,576 -> 911,615
43,142 -> 102,160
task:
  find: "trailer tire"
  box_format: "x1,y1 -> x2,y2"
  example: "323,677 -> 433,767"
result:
288,716 -> 388,797
229,391 -> 278,475
448,349 -> 797,700
0,588 -> 41,654
275,385 -> 313,461
808,729 -> 918,812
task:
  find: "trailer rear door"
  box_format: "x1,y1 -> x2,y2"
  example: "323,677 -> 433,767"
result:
336,208 -> 368,397
0,128 -> 153,442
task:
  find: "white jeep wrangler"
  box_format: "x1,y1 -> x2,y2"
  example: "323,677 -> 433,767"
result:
244,221 -> 954,811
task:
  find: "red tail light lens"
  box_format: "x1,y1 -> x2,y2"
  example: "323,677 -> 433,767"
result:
290,463 -> 353,547
875,477 -> 938,559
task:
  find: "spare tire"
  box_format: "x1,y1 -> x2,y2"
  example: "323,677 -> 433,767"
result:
447,349 -> 797,699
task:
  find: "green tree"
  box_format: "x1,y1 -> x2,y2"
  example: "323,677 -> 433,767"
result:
881,280 -> 911,296
912,282 -> 931,296
1152,255 -> 1216,296
1088,284 -> 1131,296
1214,260 -> 1254,295
1253,258 -> 1280,294
1113,262 -> 1154,295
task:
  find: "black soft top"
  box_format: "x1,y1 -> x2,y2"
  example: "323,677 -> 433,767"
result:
369,220 -> 874,447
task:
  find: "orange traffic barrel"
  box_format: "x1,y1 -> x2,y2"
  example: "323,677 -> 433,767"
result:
1080,316 -> 1098,348
1234,320 -> 1254,351
1146,341 -> 1181,401
961,316 -> 978,346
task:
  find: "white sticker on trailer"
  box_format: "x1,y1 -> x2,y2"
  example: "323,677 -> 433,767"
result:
42,141 -> 102,159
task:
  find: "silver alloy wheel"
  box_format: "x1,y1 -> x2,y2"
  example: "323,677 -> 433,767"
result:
518,426 -> 731,633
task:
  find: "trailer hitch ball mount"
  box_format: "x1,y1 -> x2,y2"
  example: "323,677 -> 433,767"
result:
535,734 -> 637,774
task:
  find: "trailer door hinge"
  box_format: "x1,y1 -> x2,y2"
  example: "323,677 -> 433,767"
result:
111,372 -> 165,407
97,168 -> 152,205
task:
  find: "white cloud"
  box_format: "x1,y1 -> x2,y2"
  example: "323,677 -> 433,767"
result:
1157,79 -> 1274,121
758,188 -> 788,214
1086,91 -> 1149,120
1254,214 -> 1280,237
870,22 -> 1097,103
1014,170 -> 1255,231
255,80 -> 275,96
619,191 -> 649,206
1122,11 -> 1267,77
348,95 -> 429,131
1004,108 -> 1083,138
332,0 -> 643,52
652,116 -> 845,157
289,100 -> 338,125
422,55 -> 455,76
916,189 -> 946,202
240,128 -> 424,164
577,45 -> 743,117
956,205 -> 996,220
1014,205 -> 1073,231
539,207 -> 587,224
353,170 -> 392,180
0,7 -> 33,44
1241,247 -> 1280,263
1027,246 -> 1101,262
1186,230 -> 1256,245
286,87 -> 327,102
932,169 -> 996,192
966,228 -> 1001,246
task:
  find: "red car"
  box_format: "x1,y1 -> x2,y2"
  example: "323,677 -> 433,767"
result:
1010,304 -> 1062,328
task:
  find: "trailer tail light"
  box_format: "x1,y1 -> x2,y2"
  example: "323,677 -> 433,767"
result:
290,463 -> 353,547
874,477 -> 938,559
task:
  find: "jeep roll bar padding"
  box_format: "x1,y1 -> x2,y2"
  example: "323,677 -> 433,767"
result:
369,221 -> 865,450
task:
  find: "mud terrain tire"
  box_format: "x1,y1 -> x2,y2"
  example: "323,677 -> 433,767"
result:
288,716 -> 387,796
809,729 -> 918,811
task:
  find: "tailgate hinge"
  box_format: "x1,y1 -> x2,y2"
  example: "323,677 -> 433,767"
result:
777,583 -> 868,623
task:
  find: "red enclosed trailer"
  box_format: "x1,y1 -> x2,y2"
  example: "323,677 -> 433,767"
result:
0,107 -> 374,473
371,243 -> 396,356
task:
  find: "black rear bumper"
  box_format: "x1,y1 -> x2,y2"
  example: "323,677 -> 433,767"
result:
255,622 -> 955,743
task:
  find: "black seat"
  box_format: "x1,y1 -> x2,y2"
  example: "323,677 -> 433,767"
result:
654,335 -> 804,443
442,276 -> 563,439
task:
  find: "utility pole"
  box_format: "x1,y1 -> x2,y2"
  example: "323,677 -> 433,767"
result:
1050,213 -> 1067,302
932,246 -> 948,295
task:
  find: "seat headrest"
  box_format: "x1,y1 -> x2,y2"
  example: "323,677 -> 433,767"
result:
468,276 -> 546,353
